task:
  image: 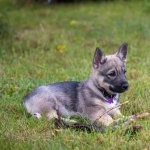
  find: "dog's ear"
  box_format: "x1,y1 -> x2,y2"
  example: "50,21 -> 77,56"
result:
116,43 -> 128,61
93,47 -> 106,69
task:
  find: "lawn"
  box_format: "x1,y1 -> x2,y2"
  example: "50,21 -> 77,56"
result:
0,0 -> 150,149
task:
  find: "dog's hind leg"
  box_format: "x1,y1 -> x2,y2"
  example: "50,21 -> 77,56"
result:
47,109 -> 58,120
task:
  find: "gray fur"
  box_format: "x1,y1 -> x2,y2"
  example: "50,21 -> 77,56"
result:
24,43 -> 129,126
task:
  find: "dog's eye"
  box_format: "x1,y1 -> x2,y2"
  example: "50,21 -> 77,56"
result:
108,71 -> 116,77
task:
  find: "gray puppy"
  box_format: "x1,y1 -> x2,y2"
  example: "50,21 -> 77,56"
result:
24,43 -> 129,126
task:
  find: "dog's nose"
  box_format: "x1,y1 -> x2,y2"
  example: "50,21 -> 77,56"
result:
121,83 -> 129,90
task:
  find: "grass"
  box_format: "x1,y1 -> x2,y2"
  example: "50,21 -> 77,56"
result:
0,0 -> 150,149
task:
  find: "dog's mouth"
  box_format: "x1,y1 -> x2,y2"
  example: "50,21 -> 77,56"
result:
109,82 -> 129,93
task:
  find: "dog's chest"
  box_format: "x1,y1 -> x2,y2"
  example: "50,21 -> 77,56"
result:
104,94 -> 119,114
105,94 -> 119,109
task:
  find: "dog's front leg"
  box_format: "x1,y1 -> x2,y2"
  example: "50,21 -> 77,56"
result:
111,109 -> 123,119
97,114 -> 114,126
86,106 -> 114,126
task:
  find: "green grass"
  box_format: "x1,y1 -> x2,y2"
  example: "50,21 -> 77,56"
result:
1,0 -> 150,149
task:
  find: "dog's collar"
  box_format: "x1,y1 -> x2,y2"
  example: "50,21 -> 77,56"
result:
99,88 -> 116,104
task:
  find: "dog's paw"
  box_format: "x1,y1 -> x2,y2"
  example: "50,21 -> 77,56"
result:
112,113 -> 124,120
99,114 -> 114,126
112,110 -> 123,119
34,113 -> 42,119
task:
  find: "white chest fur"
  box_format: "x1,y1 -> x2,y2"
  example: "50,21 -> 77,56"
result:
105,94 -> 120,115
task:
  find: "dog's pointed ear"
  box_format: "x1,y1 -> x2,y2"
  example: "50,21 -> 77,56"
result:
93,47 -> 106,69
116,43 -> 128,61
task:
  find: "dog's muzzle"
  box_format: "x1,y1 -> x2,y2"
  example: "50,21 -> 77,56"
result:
109,81 -> 129,93
121,82 -> 129,91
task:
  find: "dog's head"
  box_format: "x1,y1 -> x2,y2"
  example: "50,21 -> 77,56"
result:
92,43 -> 129,94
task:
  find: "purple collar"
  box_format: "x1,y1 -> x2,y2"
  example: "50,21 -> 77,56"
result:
108,97 -> 114,104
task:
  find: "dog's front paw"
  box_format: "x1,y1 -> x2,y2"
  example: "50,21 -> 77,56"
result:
98,114 -> 114,126
112,110 -> 124,119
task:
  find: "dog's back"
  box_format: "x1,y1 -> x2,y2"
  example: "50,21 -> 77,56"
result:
24,81 -> 80,118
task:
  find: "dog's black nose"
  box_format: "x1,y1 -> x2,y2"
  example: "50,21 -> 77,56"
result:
121,83 -> 129,90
